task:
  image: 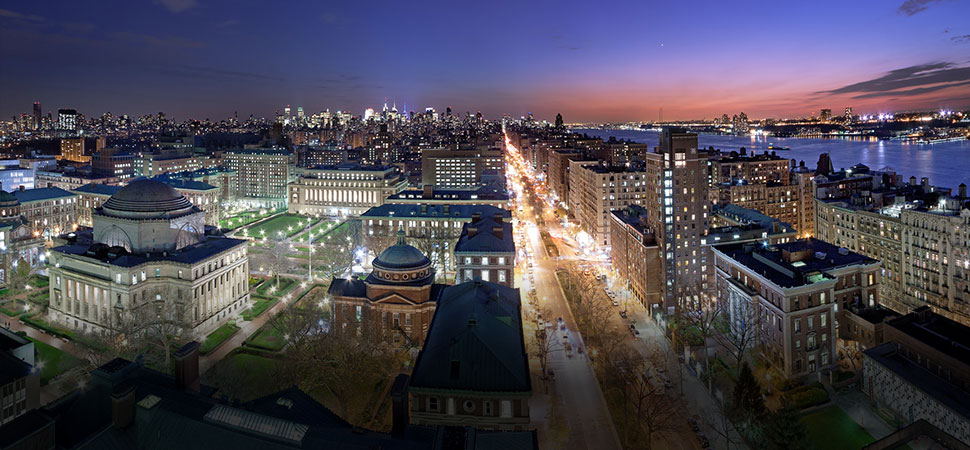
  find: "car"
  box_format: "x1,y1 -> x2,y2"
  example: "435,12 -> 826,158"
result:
633,329 -> 640,337
619,311 -> 627,319
560,323 -> 566,331
562,332 -> 569,340
557,316 -> 563,323
697,434 -> 710,449
612,299 -> 619,307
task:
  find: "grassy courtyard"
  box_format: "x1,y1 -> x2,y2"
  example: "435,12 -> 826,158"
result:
241,295 -> 278,321
203,350 -> 283,401
200,322 -> 240,355
241,214 -> 318,239
255,277 -> 297,296
28,337 -> 87,385
801,405 -> 875,450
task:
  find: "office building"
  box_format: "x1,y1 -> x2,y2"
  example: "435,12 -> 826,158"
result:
0,167 -> 35,192
59,138 -> 89,163
712,239 -> 880,378
609,205 -> 663,310
0,189 -> 46,285
57,109 -> 77,136
133,149 -> 208,178
420,148 -> 504,190
92,148 -> 134,179
223,148 -> 293,206
287,163 -> 407,217
48,179 -> 249,335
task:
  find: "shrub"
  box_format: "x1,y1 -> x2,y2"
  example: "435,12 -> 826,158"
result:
784,386 -> 829,409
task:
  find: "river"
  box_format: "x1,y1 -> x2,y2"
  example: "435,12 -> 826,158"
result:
571,128 -> 970,187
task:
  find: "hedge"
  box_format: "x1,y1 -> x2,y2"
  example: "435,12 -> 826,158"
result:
21,316 -> 74,340
200,322 -> 240,355
784,383 -> 830,409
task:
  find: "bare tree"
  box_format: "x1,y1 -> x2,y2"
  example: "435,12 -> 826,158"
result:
293,322 -> 406,424
720,294 -> 758,366
703,405 -> 742,450
606,347 -> 684,450
410,221 -> 458,283
534,326 -> 561,382
134,285 -> 193,371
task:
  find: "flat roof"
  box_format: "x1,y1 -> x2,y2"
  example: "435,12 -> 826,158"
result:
865,343 -> 970,421
714,238 -> 878,289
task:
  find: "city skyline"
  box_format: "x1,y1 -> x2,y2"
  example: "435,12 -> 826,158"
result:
2,0 -> 970,122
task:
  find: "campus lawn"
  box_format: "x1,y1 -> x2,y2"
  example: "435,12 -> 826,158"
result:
293,219 -> 336,242
255,277 -> 297,296
28,337 -> 86,385
203,350 -> 281,401
801,405 -> 875,450
241,296 -> 277,321
199,322 -> 240,355
242,214 -> 315,239
246,325 -> 286,352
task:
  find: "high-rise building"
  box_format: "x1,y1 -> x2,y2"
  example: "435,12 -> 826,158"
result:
819,109 -> 832,122
58,138 -> 89,163
420,148 -> 504,190
569,163 -> 649,247
222,148 -> 293,206
91,148 -> 134,179
57,109 -> 78,135
32,102 -> 41,131
644,129 -> 710,314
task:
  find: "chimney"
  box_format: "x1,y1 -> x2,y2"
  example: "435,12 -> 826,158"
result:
420,204 -> 427,215
909,176 -> 917,186
493,213 -> 503,223
468,226 -> 478,238
19,185 -> 25,192
422,184 -> 434,198
389,374 -> 410,437
960,183 -> 967,198
111,383 -> 136,429
471,212 -> 482,222
921,177 -> 929,192
492,226 -> 503,240
174,341 -> 200,392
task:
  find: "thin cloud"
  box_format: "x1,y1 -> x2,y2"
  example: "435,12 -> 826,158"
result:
953,34 -> 970,43
158,65 -> 283,82
0,8 -> 44,21
897,0 -> 947,16
818,62 -> 970,99
110,31 -> 205,49
153,0 -> 198,13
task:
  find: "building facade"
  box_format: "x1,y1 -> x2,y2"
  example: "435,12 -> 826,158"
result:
48,179 -> 249,336
570,163 -> 649,247
12,187 -> 78,242
287,163 -> 407,216
420,148 -> 504,190
454,214 -> 515,287
222,148 -> 293,206
713,239 -> 880,378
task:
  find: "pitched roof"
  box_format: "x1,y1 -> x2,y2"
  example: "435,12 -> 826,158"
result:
11,187 -> 76,203
410,281 -> 530,393
454,217 -> 514,253
72,183 -> 123,196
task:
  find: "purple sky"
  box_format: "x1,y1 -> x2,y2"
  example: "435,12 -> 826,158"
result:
2,0 -> 969,122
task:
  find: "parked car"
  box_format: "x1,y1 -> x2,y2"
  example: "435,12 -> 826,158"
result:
687,418 -> 700,432
619,311 -> 627,319
612,299 -> 619,307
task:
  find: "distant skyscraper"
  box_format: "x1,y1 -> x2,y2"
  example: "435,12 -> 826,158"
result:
32,102 -> 41,130
57,109 -> 77,135
555,113 -> 564,128
844,106 -> 854,125
819,109 -> 832,122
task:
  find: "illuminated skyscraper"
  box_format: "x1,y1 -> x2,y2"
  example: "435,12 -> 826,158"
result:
32,102 -> 41,130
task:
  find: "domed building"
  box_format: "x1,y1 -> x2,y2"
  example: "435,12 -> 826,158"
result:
48,180 -> 250,336
329,230 -> 444,345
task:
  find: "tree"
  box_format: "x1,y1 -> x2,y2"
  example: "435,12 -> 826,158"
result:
607,348 -> 684,449
732,361 -> 766,438
722,294 -> 758,365
763,400 -> 809,450
283,312 -> 406,424
533,326 -> 561,382
8,257 -> 32,292
410,221 -> 457,283
134,285 -> 193,371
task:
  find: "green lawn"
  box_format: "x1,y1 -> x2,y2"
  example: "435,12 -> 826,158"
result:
241,296 -> 277,321
28,275 -> 49,288
292,219 -> 336,242
0,301 -> 26,317
200,322 -> 240,355
28,337 -> 86,385
246,326 -> 286,352
801,405 -> 875,450
241,214 -> 315,239
255,277 -> 297,296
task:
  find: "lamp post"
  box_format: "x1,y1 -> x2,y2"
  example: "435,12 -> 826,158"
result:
306,219 -> 313,282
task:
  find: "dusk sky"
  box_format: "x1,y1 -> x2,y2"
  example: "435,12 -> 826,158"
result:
2,0 -> 969,122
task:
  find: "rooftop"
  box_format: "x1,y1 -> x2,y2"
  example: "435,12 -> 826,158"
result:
54,230 -> 246,267
11,186 -> 75,203
410,281 -> 530,393
888,307 -> 970,363
714,238 -> 879,289
865,343 -> 970,421
455,216 -> 514,254
361,204 -> 511,219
